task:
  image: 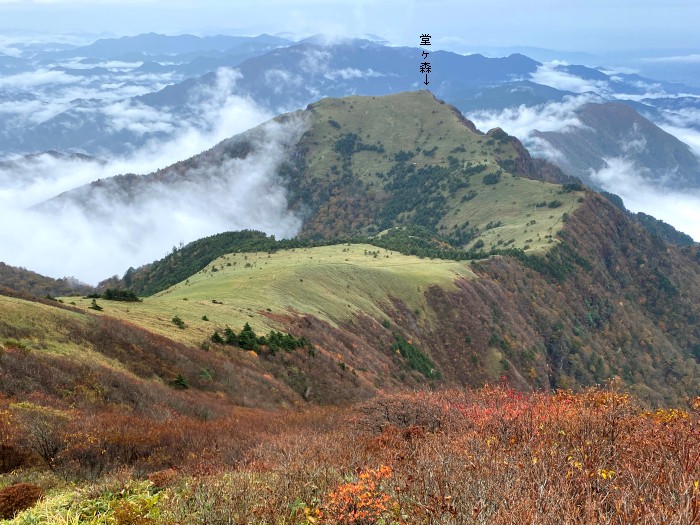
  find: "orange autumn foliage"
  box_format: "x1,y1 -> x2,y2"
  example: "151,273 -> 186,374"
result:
324,465 -> 396,524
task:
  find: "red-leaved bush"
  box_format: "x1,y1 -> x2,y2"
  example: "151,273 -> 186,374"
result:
0,483 -> 43,519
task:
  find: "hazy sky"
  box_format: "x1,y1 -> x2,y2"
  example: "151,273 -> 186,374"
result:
1,0 -> 698,52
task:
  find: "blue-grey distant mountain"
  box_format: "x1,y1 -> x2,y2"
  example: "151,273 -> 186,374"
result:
3,33 -> 700,194
449,80 -> 574,111
139,40 -> 541,111
0,55 -> 30,74
44,33 -> 290,60
534,102 -> 700,188
465,46 -> 599,65
50,65 -> 112,77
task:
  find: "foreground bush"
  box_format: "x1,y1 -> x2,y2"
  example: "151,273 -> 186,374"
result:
4,386 -> 700,524
156,385 -> 700,524
0,483 -> 43,519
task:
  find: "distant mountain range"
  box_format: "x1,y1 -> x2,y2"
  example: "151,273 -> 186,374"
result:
1,34 -> 699,195
44,32 -> 291,60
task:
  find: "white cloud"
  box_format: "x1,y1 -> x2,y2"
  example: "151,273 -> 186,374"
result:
0,63 -> 182,139
596,66 -> 639,75
642,106 -> 700,158
264,68 -> 303,93
466,95 -> 594,155
0,68 -> 74,89
530,61 -> 611,94
66,60 -> 145,70
589,157 -> 700,241
299,48 -> 331,74
0,154 -> 106,205
621,122 -> 648,155
526,135 -> 566,162
323,67 -> 383,80
101,100 -> 175,135
0,43 -> 22,57
0,67 -> 306,284
658,122 -> 700,158
643,54 -> 700,64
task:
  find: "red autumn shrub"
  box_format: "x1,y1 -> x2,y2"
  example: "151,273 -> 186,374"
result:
147,468 -> 179,488
323,465 -> 396,524
0,444 -> 28,473
0,483 -> 43,519
0,404 -> 29,473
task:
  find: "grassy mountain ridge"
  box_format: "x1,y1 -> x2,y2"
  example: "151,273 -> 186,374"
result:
82,243 -> 474,344
285,91 -> 581,243
63,196 -> 700,406
3,90 -> 700,411
69,195 -> 700,407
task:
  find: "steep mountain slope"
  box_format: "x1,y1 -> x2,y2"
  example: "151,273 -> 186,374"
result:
65,197 -> 700,407
533,102 -> 700,188
427,193 -> 700,405
5,91 -> 700,409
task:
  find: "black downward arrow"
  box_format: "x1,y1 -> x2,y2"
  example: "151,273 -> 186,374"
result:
424,74 -> 430,85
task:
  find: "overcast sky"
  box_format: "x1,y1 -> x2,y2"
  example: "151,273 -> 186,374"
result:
1,0 -> 698,53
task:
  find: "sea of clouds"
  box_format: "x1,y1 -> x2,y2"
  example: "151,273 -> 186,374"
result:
0,64 -> 304,284
2,44 -> 700,286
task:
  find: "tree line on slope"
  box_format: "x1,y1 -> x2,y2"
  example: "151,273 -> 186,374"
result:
102,227 -> 583,298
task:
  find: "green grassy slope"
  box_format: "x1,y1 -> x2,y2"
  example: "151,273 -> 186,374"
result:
0,295 -> 119,369
69,244 -> 474,347
287,91 -> 584,251
97,91 -> 582,297
0,293 -> 309,412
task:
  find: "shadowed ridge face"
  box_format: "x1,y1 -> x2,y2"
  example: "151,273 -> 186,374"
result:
533,101 -> 700,189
